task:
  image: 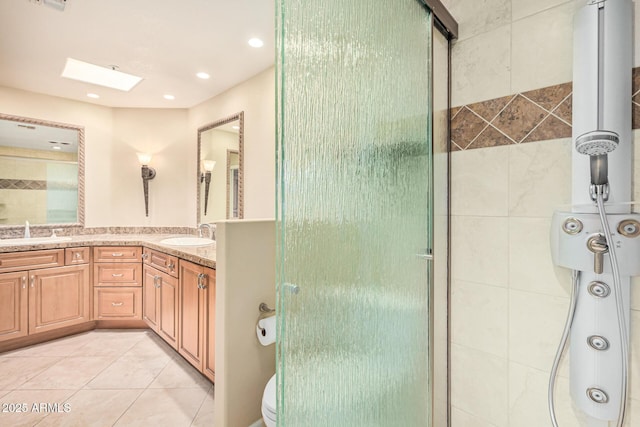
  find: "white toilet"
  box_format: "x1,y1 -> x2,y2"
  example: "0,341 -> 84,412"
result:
261,374 -> 276,427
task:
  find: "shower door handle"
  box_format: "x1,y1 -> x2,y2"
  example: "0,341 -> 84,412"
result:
416,249 -> 433,261
283,282 -> 300,295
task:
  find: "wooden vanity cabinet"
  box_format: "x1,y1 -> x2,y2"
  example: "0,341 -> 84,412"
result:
29,264 -> 90,335
142,247 -> 178,277
93,246 -> 141,263
0,249 -> 64,274
178,260 -> 214,371
202,265 -> 216,382
142,266 -> 159,331
65,247 -> 90,265
0,249 -> 90,343
142,263 -> 179,349
92,246 -> 143,321
0,272 -> 28,342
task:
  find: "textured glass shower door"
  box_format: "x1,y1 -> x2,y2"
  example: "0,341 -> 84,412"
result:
276,1 -> 433,425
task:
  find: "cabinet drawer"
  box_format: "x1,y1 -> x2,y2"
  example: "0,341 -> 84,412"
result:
93,246 -> 141,263
65,247 -> 90,265
143,248 -> 178,278
0,249 -> 64,274
94,263 -> 141,287
94,287 -> 142,320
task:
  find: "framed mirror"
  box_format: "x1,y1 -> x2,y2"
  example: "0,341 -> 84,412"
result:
197,111 -> 243,223
0,113 -> 84,229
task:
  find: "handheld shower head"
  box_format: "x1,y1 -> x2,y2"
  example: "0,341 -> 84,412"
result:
575,130 -> 619,156
575,130 -> 620,197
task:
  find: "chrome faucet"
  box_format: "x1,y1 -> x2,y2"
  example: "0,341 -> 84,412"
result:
198,223 -> 213,239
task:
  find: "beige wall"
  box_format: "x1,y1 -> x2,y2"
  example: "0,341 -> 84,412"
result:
446,1 -> 640,426
0,66 -> 275,229
214,219 -> 275,427
109,108 -> 191,226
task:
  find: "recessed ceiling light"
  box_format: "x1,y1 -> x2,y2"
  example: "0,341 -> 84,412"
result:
61,58 -> 143,92
52,146 -> 62,150
87,93 -> 100,99
196,72 -> 210,79
248,38 -> 264,48
163,94 -> 175,100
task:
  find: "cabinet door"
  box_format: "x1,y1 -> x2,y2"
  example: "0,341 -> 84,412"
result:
0,272 -> 28,343
202,267 -> 216,382
29,264 -> 90,335
142,265 -> 159,331
157,271 -> 179,350
178,260 -> 205,370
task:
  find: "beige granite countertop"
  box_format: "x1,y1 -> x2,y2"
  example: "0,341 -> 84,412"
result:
0,234 -> 216,268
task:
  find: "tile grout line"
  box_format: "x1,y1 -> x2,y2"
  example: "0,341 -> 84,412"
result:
505,142 -> 514,426
518,112 -> 552,144
471,94 -> 517,124
480,94 -> 519,144
463,100 -> 519,149
0,331 -> 216,427
547,92 -> 573,127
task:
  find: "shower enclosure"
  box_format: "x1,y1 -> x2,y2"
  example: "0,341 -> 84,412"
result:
276,0 -> 456,425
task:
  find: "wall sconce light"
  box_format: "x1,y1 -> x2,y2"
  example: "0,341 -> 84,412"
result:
137,153 -> 156,217
200,160 -> 216,215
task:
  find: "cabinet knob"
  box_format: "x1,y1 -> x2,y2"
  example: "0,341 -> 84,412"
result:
167,261 -> 175,271
142,253 -> 149,260
154,275 -> 162,288
22,276 -> 26,289
75,252 -> 81,259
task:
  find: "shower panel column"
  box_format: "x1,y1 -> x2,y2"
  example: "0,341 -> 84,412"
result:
550,0 -> 637,425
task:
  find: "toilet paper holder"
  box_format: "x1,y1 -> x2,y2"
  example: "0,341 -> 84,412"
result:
257,303 -> 275,336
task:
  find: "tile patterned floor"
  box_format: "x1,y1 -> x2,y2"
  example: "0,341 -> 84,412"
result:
0,329 -> 214,427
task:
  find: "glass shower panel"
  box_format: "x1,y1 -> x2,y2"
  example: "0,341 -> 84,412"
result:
46,161 -> 78,223
277,0 -> 433,425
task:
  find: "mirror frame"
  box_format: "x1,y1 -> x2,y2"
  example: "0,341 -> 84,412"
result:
0,113 -> 85,231
226,148 -> 240,219
196,111 -> 244,223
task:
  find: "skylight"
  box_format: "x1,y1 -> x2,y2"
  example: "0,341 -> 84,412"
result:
61,58 -> 143,92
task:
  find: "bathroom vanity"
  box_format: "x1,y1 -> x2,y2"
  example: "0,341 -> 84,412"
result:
0,236 -> 217,382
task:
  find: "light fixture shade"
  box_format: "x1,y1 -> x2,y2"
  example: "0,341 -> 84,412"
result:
203,160 -> 216,172
62,58 -> 143,92
137,152 -> 152,165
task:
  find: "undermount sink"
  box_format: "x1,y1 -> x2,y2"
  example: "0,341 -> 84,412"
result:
0,236 -> 73,245
159,236 -> 214,247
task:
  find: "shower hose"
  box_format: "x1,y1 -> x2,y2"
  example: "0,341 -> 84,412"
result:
548,193 -> 629,427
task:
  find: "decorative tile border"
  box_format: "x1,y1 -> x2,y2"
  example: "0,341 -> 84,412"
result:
0,179 -> 47,190
451,67 -> 640,151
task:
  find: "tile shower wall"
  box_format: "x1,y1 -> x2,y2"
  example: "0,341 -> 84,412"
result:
445,0 -> 640,426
